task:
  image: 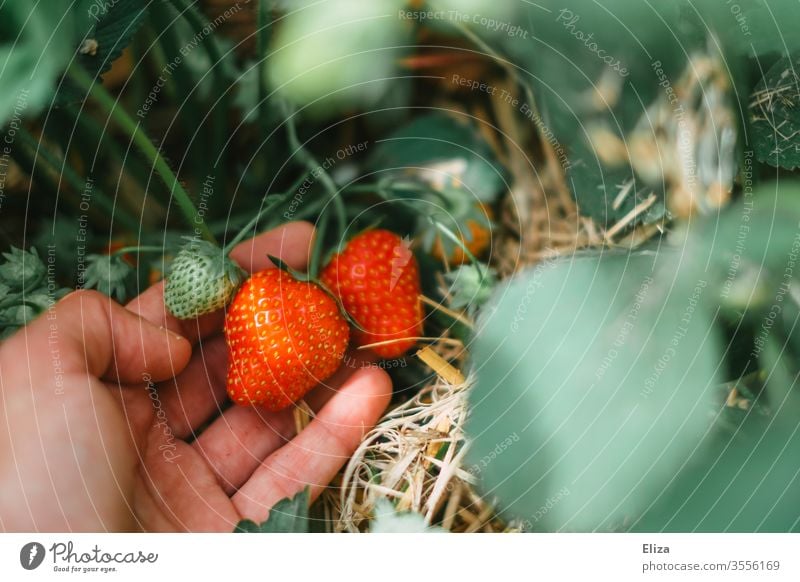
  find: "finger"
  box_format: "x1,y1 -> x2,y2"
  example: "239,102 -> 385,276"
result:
137,423 -> 241,532
126,282 -> 225,345
159,334 -> 230,439
126,221 -> 315,343
192,351 -> 376,494
228,220 -> 315,272
232,367 -> 392,520
7,289 -> 192,384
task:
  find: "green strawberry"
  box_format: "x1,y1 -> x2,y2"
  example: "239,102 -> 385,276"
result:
164,238 -> 244,320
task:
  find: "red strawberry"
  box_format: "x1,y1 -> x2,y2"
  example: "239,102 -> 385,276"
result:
224,268 -> 349,411
320,229 -> 423,358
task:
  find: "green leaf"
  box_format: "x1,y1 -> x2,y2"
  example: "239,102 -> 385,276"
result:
56,0 -> 148,105
634,348 -> 800,531
703,0 -> 800,58
233,488 -> 310,533
369,499 -> 445,533
467,249 -> 721,531
751,53 -> 800,170
0,3 -> 73,124
77,0 -> 147,80
709,182 -> 800,280
565,141 -> 661,229
504,0 -> 688,137
0,247 -> 46,291
369,113 -> 507,204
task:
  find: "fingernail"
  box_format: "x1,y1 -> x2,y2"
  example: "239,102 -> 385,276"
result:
160,325 -> 187,342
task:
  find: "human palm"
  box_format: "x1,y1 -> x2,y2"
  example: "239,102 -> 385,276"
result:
0,223 -> 391,531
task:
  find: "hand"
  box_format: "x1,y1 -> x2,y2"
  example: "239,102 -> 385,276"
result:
0,222 -> 392,531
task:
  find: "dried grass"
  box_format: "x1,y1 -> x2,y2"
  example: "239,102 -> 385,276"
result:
327,351 -> 508,533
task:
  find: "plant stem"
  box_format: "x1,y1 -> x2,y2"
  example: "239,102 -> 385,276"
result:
283,108 -> 347,237
15,127 -> 141,233
110,245 -> 165,257
168,0 -> 226,66
222,169 -> 311,254
222,196 -> 283,255
309,209 -> 330,279
67,63 -> 217,245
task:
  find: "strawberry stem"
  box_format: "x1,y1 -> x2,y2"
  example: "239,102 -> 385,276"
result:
108,245 -> 165,258
222,195 -> 285,256
221,169 -> 322,256
67,63 -> 218,246
265,254 -> 310,282
308,209 -> 330,279
283,104 -> 347,239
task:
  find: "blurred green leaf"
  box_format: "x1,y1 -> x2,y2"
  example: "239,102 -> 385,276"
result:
467,249 -> 721,531
370,113 -> 507,204
634,341 -> 800,531
709,183 -> 800,279
565,141 -> 659,228
704,0 -> 800,58
504,0 -> 689,137
750,53 -> 800,170
0,2 -> 74,124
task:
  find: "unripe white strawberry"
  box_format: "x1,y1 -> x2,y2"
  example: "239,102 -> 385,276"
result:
164,239 -> 244,320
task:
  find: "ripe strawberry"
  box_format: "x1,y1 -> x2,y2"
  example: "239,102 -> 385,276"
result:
225,268 -> 349,410
164,239 -> 244,320
320,229 -> 423,359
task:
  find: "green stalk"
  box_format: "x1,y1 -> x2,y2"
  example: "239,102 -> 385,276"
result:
309,209 -> 330,280
283,109 -> 347,238
222,169 -> 312,254
68,63 -> 217,245
167,0 -> 226,66
221,196 -> 283,255
15,127 -> 141,233
110,245 -> 164,257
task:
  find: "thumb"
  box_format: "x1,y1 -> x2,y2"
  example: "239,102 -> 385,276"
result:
7,290 -> 192,384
